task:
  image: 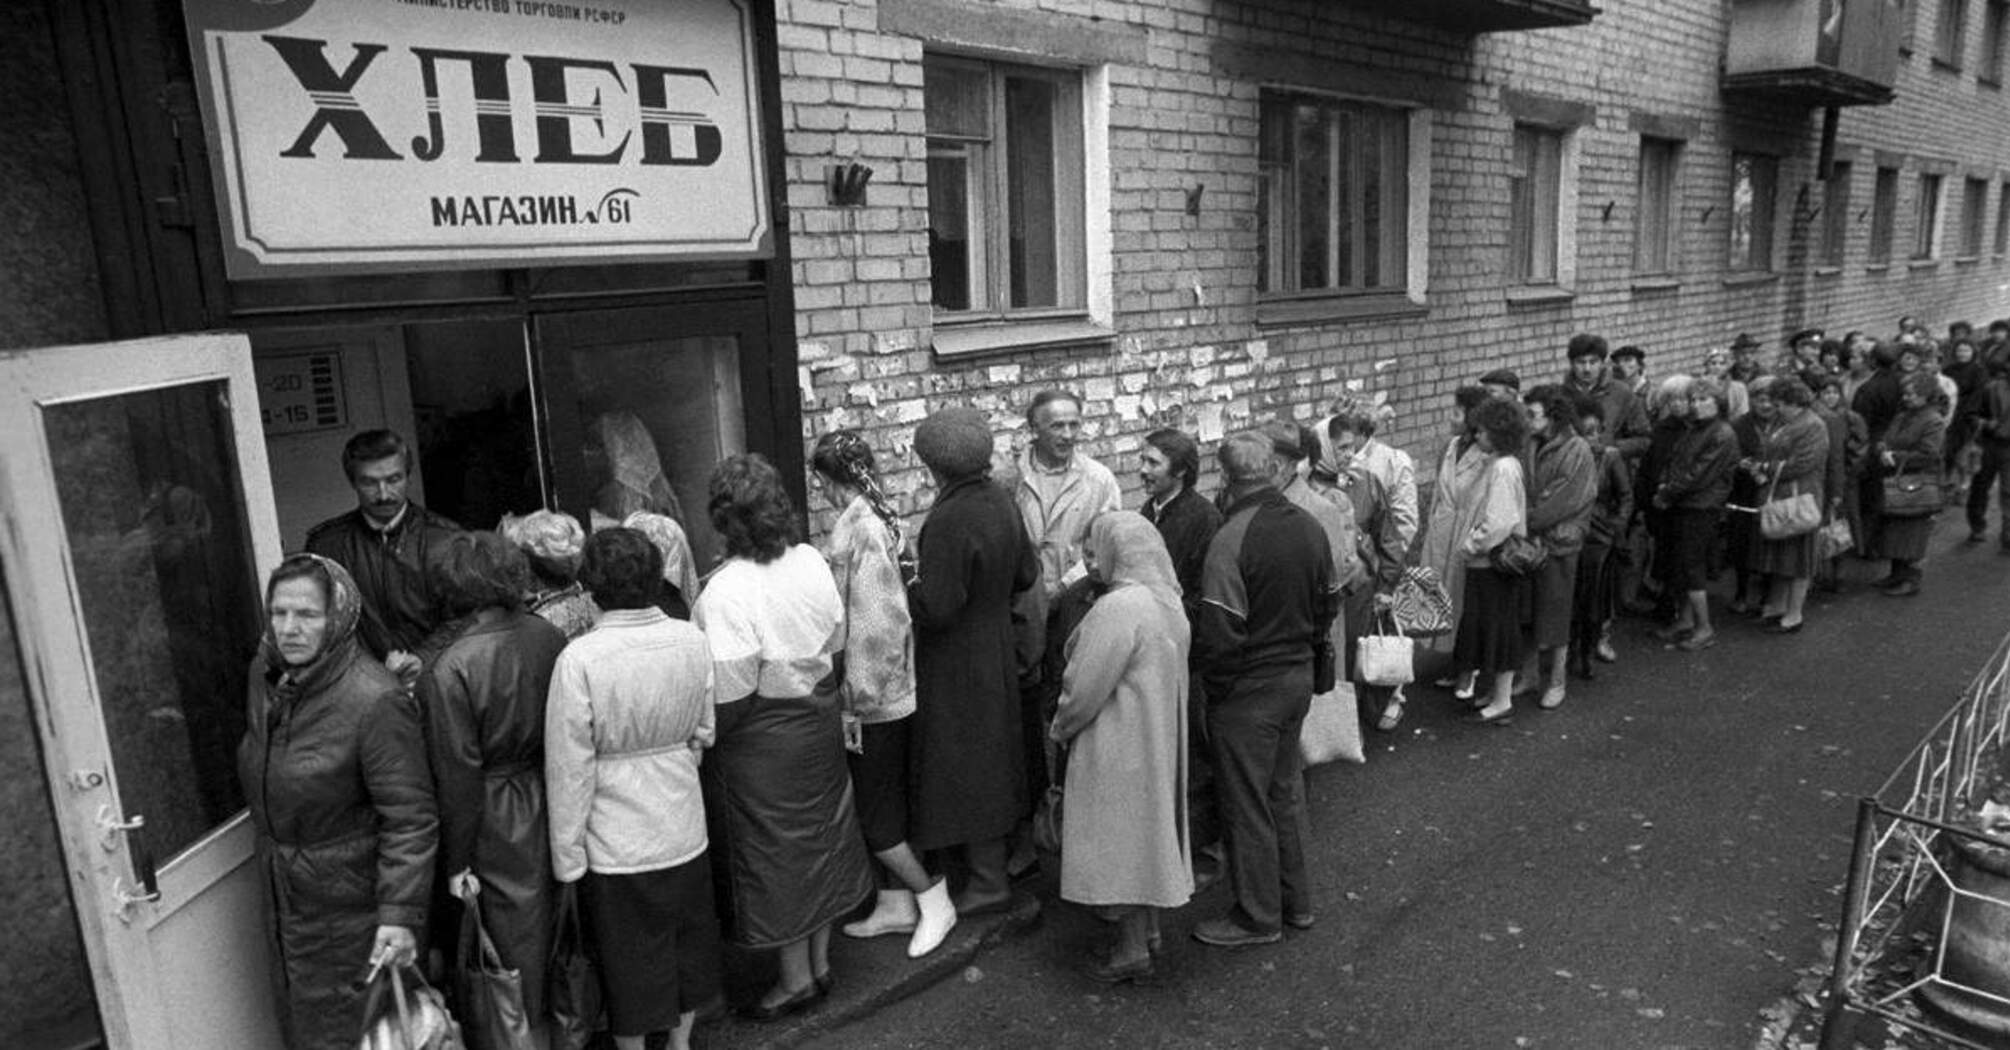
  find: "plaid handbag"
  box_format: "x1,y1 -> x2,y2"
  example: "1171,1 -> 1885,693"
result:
1388,566 -> 1454,637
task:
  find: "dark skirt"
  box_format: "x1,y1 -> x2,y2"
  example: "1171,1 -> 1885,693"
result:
847,718 -> 913,853
1453,566 -> 1529,674
1751,529 -> 1819,579
1528,551 -> 1579,650
1666,508 -> 1722,594
704,692 -> 876,948
1573,540 -> 1617,634
1878,513 -> 1937,562
581,857 -> 721,1036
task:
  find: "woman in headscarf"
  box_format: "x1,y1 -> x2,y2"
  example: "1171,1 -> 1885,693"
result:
1745,377 -> 1830,631
693,455 -> 875,1021
1418,385 -> 1494,676
622,510 -> 702,619
1050,511 -> 1192,983
1872,372 -> 1949,597
238,554 -> 436,1050
420,532 -> 568,1042
499,508 -> 599,639
810,430 -> 959,960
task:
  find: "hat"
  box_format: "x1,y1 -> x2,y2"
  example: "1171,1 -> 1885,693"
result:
1731,332 -> 1761,351
1260,418 -> 1305,459
1610,344 -> 1645,362
1478,368 -> 1521,391
913,407 -> 994,479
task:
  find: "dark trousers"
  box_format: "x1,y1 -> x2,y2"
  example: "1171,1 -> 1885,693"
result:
1206,662 -> 1314,934
1967,441 -> 2010,540
1186,671 -> 1219,853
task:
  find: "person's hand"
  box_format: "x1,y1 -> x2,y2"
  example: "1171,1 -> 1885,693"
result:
385,650 -> 422,689
1373,591 -> 1395,611
448,870 -> 479,901
369,924 -> 417,969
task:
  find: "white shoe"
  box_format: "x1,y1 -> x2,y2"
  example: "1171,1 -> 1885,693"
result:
907,878 -> 958,958
842,889 -> 917,939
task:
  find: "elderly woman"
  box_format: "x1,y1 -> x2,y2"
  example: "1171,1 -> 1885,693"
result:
238,554 -> 436,1050
1745,377 -> 1830,630
1051,511 -> 1193,983
1519,385 -> 1597,710
546,528 -> 720,1050
810,431 -> 958,959
693,455 -> 875,1020
1419,385 -> 1495,673
1872,373 -> 1950,596
1726,377 -> 1776,615
1326,408 -> 1413,731
1633,373 -> 1696,619
1652,378 -> 1741,651
1702,346 -> 1752,420
420,532 -> 568,1041
499,509 -> 599,639
1452,399 -> 1532,725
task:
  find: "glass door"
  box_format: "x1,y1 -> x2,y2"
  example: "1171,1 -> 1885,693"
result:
0,336 -> 285,1050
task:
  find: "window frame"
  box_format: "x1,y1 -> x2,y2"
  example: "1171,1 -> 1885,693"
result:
1870,167 -> 1901,265
1510,123 -> 1568,286
1996,181 -> 2010,256
1913,172 -> 1946,260
922,53 -> 1088,325
1937,0 -> 1971,67
1728,151 -> 1779,273
1983,0 -> 2010,81
1961,176 -> 1990,257
1256,90 -> 1414,302
1633,136 -> 1681,276
1820,162 -> 1853,268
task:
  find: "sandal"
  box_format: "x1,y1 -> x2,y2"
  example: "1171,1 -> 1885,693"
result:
1375,697 -> 1405,732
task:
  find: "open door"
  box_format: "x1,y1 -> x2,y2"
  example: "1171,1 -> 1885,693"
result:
0,336 -> 285,1050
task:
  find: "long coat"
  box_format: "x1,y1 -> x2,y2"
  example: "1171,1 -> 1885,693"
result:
240,630 -> 436,1050
1877,405 -> 1948,561
1418,437 -> 1489,654
421,610 -> 567,1019
1051,514 -> 1192,909
907,474 -> 1041,850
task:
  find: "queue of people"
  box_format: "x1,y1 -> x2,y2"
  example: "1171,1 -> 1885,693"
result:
235,314 -> 2010,1049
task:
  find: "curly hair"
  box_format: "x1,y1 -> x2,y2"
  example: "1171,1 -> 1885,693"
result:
708,453 -> 800,564
1522,384 -> 1578,437
1768,375 -> 1814,408
579,527 -> 662,611
1468,398 -> 1530,455
1688,377 -> 1730,419
427,531 -> 530,618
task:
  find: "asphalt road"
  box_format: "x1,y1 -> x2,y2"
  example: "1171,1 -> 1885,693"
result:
815,520 -> 2010,1050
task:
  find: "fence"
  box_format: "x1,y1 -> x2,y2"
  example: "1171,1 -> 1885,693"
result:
1820,630 -> 2010,1049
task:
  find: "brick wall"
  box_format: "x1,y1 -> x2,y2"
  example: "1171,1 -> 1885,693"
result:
775,0 -> 2010,535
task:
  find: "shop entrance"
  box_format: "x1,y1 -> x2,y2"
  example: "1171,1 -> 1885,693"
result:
0,337 -> 285,1050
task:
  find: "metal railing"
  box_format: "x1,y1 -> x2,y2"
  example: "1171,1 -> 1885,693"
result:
1820,631 -> 2010,1049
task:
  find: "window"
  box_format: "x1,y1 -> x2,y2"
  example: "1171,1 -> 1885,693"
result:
1728,152 -> 1778,271
1914,172 -> 1945,259
1984,0 -> 2009,80
1634,137 -> 1680,274
1256,92 -> 1411,297
1937,0 -> 1971,65
1997,182 -> 2010,254
1510,124 -> 1566,283
1870,167 -> 1900,264
1820,163 -> 1853,267
1962,177 -> 1990,256
924,55 -> 1085,317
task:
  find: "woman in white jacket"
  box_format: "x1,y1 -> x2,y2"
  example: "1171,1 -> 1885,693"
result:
545,527 -> 720,1050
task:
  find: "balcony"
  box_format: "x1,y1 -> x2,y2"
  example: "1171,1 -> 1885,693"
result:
1723,0 -> 1900,106
1326,0 -> 1598,34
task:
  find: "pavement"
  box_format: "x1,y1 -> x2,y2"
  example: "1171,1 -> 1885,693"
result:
698,513 -> 2010,1050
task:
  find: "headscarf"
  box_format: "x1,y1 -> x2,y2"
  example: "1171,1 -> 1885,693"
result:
591,411 -> 685,524
623,510 -> 702,604
817,430 -> 903,546
1086,511 -> 1181,613
259,553 -> 364,691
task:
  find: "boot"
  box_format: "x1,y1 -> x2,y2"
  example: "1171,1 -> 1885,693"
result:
908,878 -> 959,958
842,889 -> 917,939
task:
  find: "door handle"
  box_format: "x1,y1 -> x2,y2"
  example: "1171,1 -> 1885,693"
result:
100,805 -> 162,922
96,804 -> 145,852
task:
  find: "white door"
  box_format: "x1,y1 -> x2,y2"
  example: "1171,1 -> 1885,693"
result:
0,336 -> 285,1050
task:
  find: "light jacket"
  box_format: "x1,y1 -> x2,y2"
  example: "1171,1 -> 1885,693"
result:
1006,449 -> 1123,598
1462,454 -> 1528,568
824,496 -> 917,723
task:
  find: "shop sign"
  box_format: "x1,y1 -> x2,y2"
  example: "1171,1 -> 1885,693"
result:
182,0 -> 771,277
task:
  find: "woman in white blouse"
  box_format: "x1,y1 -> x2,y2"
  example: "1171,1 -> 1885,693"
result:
693,454 -> 875,1021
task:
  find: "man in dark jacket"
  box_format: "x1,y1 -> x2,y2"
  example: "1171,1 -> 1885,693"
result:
305,430 -> 461,669
1562,333 -> 1652,462
1191,431 -> 1338,948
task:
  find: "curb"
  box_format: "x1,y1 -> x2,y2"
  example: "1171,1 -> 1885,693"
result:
707,890 -> 1045,1050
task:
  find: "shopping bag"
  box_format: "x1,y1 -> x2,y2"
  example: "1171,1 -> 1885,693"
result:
1299,682 -> 1364,767
358,962 -> 465,1050
1814,517 -> 1854,561
1355,616 -> 1414,687
1758,474 -> 1821,540
547,884 -> 602,1050
454,880 -> 532,1050
1882,472 -> 1942,518
1388,566 -> 1453,638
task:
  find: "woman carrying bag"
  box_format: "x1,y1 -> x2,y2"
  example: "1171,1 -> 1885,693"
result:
1744,377 -> 1829,632
1450,399 -> 1532,727
1872,372 -> 1950,597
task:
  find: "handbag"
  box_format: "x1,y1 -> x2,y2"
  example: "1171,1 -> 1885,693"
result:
1031,742 -> 1068,854
359,962 -> 465,1050
1388,566 -> 1454,638
1355,613 -> 1414,687
1299,681 -> 1364,767
1882,472 -> 1943,518
1488,533 -> 1548,576
1814,517 -> 1854,561
454,881 -> 532,1050
1758,471 -> 1821,541
547,884 -> 602,1050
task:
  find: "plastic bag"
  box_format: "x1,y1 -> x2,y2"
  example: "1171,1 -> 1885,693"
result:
1299,682 -> 1364,767
358,962 -> 465,1050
